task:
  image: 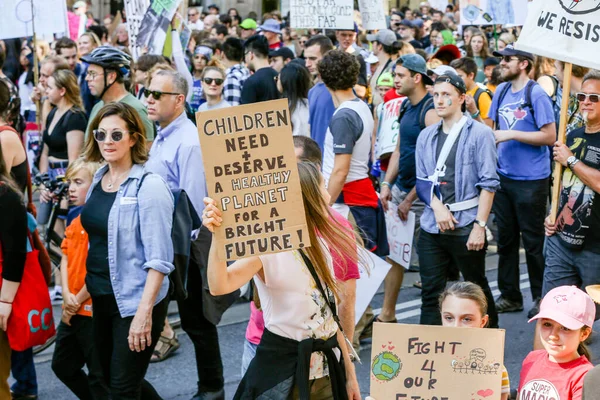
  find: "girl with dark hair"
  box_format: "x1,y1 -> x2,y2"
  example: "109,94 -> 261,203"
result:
204,161 -> 361,399
277,63 -> 311,137
18,41 -> 36,122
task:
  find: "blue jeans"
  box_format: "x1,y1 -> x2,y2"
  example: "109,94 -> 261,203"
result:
11,349 -> 37,396
543,235 -> 600,319
240,339 -> 258,377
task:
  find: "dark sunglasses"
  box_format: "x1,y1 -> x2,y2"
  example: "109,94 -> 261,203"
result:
501,56 -> 520,63
576,92 -> 600,103
93,129 -> 128,142
203,77 -> 224,85
143,88 -> 181,100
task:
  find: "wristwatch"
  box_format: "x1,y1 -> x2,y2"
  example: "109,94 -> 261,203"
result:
475,219 -> 487,228
567,156 -> 580,170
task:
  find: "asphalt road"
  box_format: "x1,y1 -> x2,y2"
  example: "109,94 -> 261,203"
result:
24,256 -> 600,399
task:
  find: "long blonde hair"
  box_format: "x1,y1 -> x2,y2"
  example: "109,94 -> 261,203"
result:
297,162 -> 360,299
51,69 -> 84,110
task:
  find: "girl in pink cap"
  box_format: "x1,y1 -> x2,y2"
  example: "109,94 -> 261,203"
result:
518,285 -> 595,400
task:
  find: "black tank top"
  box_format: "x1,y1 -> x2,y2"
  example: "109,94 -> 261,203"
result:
11,159 -> 28,193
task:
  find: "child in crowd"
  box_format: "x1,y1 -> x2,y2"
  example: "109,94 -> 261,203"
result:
51,158 -> 108,399
519,286 -> 594,400
439,282 -> 510,400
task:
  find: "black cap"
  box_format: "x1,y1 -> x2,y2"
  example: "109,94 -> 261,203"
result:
484,57 -> 500,67
207,3 -> 219,10
435,71 -> 467,94
492,43 -> 534,60
269,47 -> 295,60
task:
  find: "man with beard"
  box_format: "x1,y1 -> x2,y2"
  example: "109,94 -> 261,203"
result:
488,44 -> 556,318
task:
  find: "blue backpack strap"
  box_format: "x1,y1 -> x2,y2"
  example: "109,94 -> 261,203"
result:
522,79 -> 538,128
494,83 -> 512,130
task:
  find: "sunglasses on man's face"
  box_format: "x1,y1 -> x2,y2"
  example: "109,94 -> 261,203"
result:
188,13 -> 198,17
576,92 -> 600,103
203,77 -> 224,85
143,88 -> 181,100
501,56 -> 520,63
93,129 -> 128,142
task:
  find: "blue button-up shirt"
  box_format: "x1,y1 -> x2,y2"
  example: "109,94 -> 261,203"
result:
85,164 -> 174,318
416,117 -> 500,234
145,111 -> 207,217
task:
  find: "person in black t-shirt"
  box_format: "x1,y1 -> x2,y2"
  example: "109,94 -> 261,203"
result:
240,35 -> 279,105
544,72 -> 600,315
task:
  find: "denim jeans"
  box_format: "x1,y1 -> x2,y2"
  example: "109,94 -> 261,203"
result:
91,294 -> 168,400
11,349 -> 37,396
241,339 -> 259,377
493,175 -> 548,302
52,316 -> 109,399
543,235 -> 600,319
418,231 -> 498,328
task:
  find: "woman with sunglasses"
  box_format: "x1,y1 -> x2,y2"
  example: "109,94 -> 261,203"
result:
81,102 -> 174,399
198,67 -> 230,111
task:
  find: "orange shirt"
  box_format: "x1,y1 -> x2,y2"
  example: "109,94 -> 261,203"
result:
60,215 -> 93,317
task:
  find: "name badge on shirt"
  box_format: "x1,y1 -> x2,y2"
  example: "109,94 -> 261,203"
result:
120,197 -> 138,205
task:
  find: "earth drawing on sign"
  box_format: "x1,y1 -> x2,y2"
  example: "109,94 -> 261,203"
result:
372,349 -> 402,382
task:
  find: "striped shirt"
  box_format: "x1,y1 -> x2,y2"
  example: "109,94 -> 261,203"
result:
224,64 -> 250,107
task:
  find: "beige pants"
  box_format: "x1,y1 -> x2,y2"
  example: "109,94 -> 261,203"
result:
290,376 -> 334,400
0,330 -> 11,399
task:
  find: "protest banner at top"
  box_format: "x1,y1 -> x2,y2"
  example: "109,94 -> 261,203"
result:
0,0 -> 68,41
429,0 -> 450,11
124,0 -> 150,60
290,0 -> 354,30
371,323 -> 505,399
136,0 -> 183,57
516,0 -> 600,71
358,0 -> 387,30
459,0 -> 529,26
196,99 -> 311,261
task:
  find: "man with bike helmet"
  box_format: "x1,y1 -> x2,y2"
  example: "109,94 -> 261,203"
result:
82,46 -> 155,142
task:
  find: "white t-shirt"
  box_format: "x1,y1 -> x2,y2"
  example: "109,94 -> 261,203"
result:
198,99 -> 231,111
291,100 -> 310,137
322,98 -> 374,184
255,248 -> 338,380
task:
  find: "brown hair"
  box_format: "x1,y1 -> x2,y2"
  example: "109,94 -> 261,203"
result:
297,162 -> 363,298
80,32 -> 101,48
82,102 -> 148,164
532,56 -> 556,81
439,281 -> 488,319
578,328 -> 592,360
51,69 -> 84,110
556,60 -> 590,79
466,30 -> 490,59
201,66 -> 225,80
41,55 -> 70,72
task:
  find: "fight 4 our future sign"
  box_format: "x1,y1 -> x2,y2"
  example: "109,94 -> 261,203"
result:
516,0 -> 600,70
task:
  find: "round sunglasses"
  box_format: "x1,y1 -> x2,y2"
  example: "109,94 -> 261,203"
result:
93,129 -> 131,142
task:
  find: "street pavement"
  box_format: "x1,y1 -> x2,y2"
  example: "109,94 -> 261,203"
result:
24,251 -> 600,399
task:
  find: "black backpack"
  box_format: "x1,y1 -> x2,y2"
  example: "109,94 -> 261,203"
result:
138,173 -> 202,301
398,96 -> 435,131
473,85 -> 494,108
494,79 -> 539,130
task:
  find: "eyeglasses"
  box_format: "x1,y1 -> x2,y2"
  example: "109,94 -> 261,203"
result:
188,13 -> 198,17
143,88 -> 181,100
93,129 -> 129,142
501,56 -> 520,63
203,77 -> 224,85
576,92 -> 600,103
86,71 -> 103,80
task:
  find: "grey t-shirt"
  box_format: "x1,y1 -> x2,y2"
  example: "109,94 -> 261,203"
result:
198,99 -> 231,111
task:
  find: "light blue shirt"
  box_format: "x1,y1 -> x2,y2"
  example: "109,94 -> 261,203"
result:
145,111 -> 207,217
416,117 -> 500,235
86,164 -> 174,318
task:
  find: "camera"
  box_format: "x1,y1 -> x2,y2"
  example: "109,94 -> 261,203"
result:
33,172 -> 69,198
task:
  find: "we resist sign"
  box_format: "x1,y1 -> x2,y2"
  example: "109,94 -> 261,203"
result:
196,99 -> 310,261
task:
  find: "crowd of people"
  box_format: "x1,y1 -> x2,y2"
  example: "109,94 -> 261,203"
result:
0,0 -> 600,399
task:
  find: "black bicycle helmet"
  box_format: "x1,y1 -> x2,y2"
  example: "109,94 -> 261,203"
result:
81,46 -> 132,72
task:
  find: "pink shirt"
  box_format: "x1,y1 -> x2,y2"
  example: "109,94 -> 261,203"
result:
245,208 -> 360,344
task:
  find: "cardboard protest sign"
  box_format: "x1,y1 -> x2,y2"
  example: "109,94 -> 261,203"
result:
375,97 -> 405,160
385,206 -> 415,269
459,0 -> 528,26
290,0 -> 354,30
516,0 -> 600,70
136,0 -> 183,56
355,248 -> 391,325
371,323 -> 505,400
358,0 -> 387,30
0,0 -> 68,40
196,99 -> 310,261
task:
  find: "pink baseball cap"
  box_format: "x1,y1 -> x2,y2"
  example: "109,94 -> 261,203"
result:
528,286 -> 596,330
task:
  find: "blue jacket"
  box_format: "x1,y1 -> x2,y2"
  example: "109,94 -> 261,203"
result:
416,117 -> 500,234
85,163 -> 174,317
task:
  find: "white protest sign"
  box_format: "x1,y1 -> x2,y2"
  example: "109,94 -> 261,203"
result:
124,0 -> 150,60
375,97 -> 405,159
516,0 -> 600,70
290,0 -> 354,30
0,0 -> 68,40
385,206 -> 415,269
429,0 -> 450,11
355,248 -> 392,325
459,0 -> 529,26
358,0 -> 387,30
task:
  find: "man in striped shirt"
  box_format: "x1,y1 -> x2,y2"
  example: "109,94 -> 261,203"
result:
221,38 -> 249,106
